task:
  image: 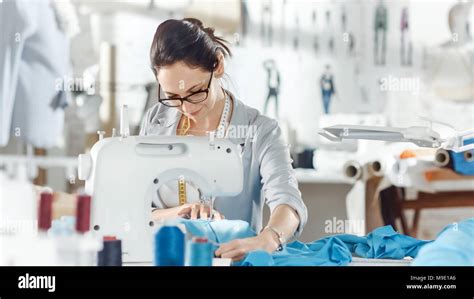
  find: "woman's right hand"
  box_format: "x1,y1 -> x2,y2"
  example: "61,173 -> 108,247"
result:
177,203 -> 225,220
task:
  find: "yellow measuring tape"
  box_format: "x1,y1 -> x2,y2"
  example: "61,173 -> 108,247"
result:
178,175 -> 187,206
177,116 -> 190,206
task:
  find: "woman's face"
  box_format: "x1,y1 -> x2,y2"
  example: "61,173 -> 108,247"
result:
157,61 -> 222,122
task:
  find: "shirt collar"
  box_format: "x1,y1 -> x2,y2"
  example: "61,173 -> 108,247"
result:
226,91 -> 250,145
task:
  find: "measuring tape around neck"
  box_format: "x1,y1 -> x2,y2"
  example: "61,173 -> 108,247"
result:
177,90 -> 231,205
178,90 -> 231,137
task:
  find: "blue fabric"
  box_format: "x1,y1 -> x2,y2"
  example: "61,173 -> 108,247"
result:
176,219 -> 255,244
240,225 -> 430,266
174,219 -> 431,266
412,218 -> 474,266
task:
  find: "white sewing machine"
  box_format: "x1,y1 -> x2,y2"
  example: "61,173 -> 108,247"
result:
78,107 -> 244,263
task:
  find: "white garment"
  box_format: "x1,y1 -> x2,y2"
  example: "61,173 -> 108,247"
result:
51,0 -> 80,39
0,0 -> 70,148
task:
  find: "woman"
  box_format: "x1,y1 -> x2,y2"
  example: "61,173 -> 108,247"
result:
141,18 -> 307,261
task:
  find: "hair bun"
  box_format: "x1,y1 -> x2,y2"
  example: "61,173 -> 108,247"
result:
203,27 -> 215,37
183,18 -> 204,29
183,18 -> 216,38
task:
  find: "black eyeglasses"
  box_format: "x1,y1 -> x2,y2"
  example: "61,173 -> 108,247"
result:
158,71 -> 214,107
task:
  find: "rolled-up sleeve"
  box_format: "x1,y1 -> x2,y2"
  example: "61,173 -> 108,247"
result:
255,118 -> 308,236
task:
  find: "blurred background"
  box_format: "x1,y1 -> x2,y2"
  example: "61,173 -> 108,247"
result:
1,0 -> 473,242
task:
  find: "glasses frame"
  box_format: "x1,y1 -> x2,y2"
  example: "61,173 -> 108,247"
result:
158,71 -> 214,107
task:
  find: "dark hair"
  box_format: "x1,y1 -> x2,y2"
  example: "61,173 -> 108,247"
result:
150,18 -> 232,76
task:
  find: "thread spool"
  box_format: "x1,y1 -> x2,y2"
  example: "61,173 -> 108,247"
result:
38,192 -> 53,232
76,194 -> 91,233
186,237 -> 213,266
98,236 -> 122,266
154,224 -> 185,266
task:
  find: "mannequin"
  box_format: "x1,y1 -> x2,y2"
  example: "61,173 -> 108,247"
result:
320,65 -> 336,114
374,0 -> 388,65
262,59 -> 281,119
423,2 -> 473,103
312,10 -> 320,53
261,1 -> 273,47
326,10 -> 335,54
400,7 -> 412,66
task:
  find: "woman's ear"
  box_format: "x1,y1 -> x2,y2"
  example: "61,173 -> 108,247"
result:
214,52 -> 225,79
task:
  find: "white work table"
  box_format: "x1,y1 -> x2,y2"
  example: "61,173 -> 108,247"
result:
295,168 -> 352,184
123,257 -> 411,267
123,258 -> 232,266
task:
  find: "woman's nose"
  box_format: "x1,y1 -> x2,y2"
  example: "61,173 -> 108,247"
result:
181,101 -> 194,113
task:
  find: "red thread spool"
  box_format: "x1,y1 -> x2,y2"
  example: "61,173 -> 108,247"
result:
103,236 -> 117,241
38,192 -> 53,231
76,194 -> 91,233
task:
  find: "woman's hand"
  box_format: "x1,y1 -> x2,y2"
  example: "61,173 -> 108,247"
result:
177,203 -> 225,220
151,203 -> 224,221
215,230 -> 280,262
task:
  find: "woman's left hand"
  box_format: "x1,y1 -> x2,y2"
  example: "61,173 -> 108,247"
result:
215,230 -> 280,262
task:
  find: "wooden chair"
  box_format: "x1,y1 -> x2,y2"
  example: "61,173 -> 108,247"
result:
380,168 -> 474,237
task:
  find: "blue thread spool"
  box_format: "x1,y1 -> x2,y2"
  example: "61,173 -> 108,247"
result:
186,237 -> 213,266
154,223 -> 185,266
98,236 -> 122,266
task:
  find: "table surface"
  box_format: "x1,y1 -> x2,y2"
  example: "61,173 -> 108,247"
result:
348,257 -> 412,266
295,168 -> 353,184
123,257 -> 412,267
123,258 -> 232,267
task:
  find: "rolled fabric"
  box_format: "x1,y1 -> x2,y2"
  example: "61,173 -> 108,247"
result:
366,154 -> 397,178
367,160 -> 384,177
343,160 -> 363,180
434,149 -> 452,167
344,152 -> 396,181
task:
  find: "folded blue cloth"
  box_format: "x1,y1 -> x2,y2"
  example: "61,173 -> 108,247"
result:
173,219 -> 431,266
412,218 -> 474,266
240,225 -> 430,266
174,219 -> 255,244
242,237 -> 354,266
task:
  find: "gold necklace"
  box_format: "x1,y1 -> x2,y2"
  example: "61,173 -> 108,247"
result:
177,90 -> 231,136
177,115 -> 191,136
